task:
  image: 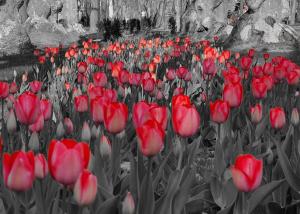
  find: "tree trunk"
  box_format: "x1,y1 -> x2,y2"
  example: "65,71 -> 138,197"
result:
90,0 -> 99,32
108,0 -> 114,19
175,0 -> 181,32
290,0 -> 297,24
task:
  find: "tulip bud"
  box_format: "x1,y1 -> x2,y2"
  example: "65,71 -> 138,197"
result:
35,154 -> 48,179
29,132 -> 39,152
99,135 -> 112,159
291,108 -> 299,126
266,148 -> 274,165
270,107 -> 286,129
64,117 -> 74,135
250,104 -> 263,124
91,125 -> 100,139
7,109 -> 17,134
122,192 -> 135,214
81,121 -> 91,142
56,121 -> 65,139
73,170 -> 98,206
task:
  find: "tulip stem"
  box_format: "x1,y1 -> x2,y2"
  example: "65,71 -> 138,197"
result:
217,123 -> 221,145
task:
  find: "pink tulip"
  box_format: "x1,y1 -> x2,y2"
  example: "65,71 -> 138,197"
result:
35,154 -> 48,179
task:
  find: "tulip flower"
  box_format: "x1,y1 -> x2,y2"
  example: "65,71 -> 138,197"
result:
142,78 -> 155,92
250,104 -> 263,124
29,81 -> 43,93
103,89 -> 118,102
166,69 -> 176,81
77,61 -> 88,73
81,121 -> 91,142
90,96 -> 108,123
7,109 -> 17,134
122,192 -> 135,214
133,101 -> 152,128
223,82 -> 243,108
149,105 -> 168,130
74,95 -> 89,112
209,100 -> 230,123
172,101 -> 200,137
103,102 -> 128,134
0,81 -> 9,99
136,120 -> 165,157
64,118 -> 74,135
14,92 -> 41,125
176,67 -> 188,79
270,107 -> 286,129
40,99 -> 52,120
9,82 -> 18,94
73,170 -> 97,206
99,135 -> 112,159
252,66 -> 263,78
202,58 -> 217,78
35,154 -> 48,179
239,56 -> 252,71
29,114 -> 44,133
251,78 -> 268,99
48,139 -> 90,185
262,75 -> 274,91
263,62 -> 274,75
172,95 -> 191,107
286,70 -> 299,85
231,154 -> 263,192
3,151 -> 35,191
291,108 -> 299,126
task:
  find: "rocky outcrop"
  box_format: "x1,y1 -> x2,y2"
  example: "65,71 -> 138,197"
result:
25,17 -> 85,48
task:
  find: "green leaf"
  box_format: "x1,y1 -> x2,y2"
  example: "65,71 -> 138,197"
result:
248,179 -> 285,213
274,137 -> 300,192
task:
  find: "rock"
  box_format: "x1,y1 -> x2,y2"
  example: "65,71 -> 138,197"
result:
0,19 -> 31,57
27,0 -> 51,19
25,17 -> 85,48
61,0 -> 78,25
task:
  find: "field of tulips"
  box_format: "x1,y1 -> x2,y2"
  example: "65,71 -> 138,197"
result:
0,36 -> 300,214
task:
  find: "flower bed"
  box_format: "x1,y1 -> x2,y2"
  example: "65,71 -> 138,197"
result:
0,36 -> 300,214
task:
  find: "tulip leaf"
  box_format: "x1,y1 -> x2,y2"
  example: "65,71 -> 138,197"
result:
217,203 -> 234,214
172,168 -> 195,214
248,179 -> 285,213
153,151 -> 172,189
138,160 -> 154,214
96,196 -> 120,214
156,170 -> 182,214
187,135 -> 202,166
274,137 -> 300,192
255,114 -> 269,140
129,153 -> 139,204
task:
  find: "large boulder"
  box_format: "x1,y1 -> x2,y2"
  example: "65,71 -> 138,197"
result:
25,17 -> 85,48
0,19 -> 31,57
27,0 -> 52,19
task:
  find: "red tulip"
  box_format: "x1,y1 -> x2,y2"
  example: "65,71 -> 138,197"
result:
251,78 -> 268,99
176,67 -> 188,79
73,170 -> 97,206
48,139 -> 90,185
129,73 -> 141,86
202,58 -> 217,78
77,61 -> 88,73
142,78 -> 155,92
3,151 -> 35,191
88,85 -> 104,100
263,53 -> 270,60
90,96 -> 108,124
263,62 -> 274,75
248,49 -> 255,58
74,95 -> 89,112
64,118 -> 74,135
93,72 -> 107,87
239,56 -> 252,71
14,92 -> 41,125
136,120 -> 165,157
250,104 -> 263,124
231,154 -> 263,192
209,100 -> 230,123
119,70 -> 130,84
133,101 -> 152,128
9,82 -> 18,94
35,154 -> 48,179
223,82 -> 243,108
252,66 -> 263,78
29,81 -> 43,93
103,102 -> 128,134
149,105 -> 168,130
40,99 -> 52,121
103,89 -> 118,102
172,94 -> 191,107
166,69 -> 176,81
29,114 -> 44,132
286,71 -> 299,85
270,107 -> 286,129
273,65 -> 286,80
172,101 -> 200,137
262,75 -> 274,91
0,81 -> 9,98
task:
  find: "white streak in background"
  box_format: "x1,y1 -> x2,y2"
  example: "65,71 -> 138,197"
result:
109,0 -> 114,19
